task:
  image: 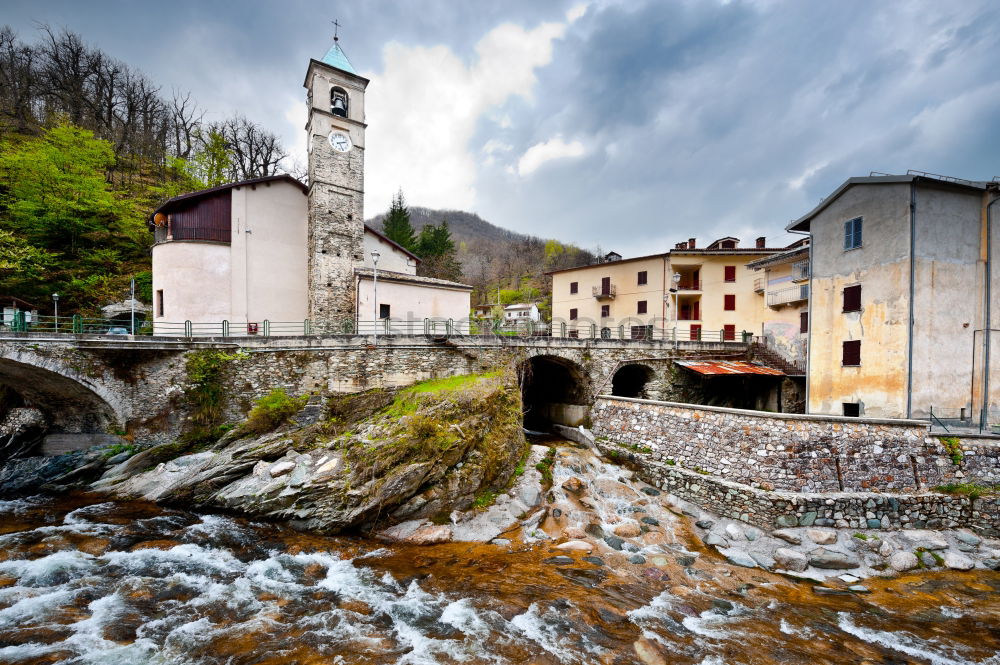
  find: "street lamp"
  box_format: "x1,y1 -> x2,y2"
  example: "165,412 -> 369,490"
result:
52,293 -> 59,332
371,250 -> 381,346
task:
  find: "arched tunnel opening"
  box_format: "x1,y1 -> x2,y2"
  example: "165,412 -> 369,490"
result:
519,355 -> 591,431
611,364 -> 655,399
0,357 -> 120,461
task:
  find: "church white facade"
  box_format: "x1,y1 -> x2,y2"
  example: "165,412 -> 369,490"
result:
148,40 -> 472,336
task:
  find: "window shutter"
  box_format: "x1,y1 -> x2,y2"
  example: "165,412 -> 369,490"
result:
800,311 -> 808,333
570,308 -> 578,320
690,324 -> 701,341
723,324 -> 736,341
637,271 -> 647,285
601,305 -> 609,317
570,282 -> 578,294
843,285 -> 861,312
724,294 -> 736,311
637,300 -> 647,314
724,265 -> 736,282
842,340 -> 861,365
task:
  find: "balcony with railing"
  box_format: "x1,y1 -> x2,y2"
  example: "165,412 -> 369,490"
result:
791,261 -> 810,283
767,284 -> 809,307
676,279 -> 702,291
592,284 -> 616,300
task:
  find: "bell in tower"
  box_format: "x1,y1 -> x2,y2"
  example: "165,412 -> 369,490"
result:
331,87 -> 348,117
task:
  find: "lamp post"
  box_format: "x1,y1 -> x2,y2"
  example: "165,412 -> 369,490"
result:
130,278 -> 136,335
671,272 -> 681,347
371,250 -> 381,346
52,293 -> 59,332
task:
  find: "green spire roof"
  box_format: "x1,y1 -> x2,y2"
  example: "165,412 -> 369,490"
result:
320,41 -> 357,74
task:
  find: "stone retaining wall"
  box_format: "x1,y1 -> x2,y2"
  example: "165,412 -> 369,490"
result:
592,396 -> 1000,492
599,443 -> 1000,535
0,408 -> 44,435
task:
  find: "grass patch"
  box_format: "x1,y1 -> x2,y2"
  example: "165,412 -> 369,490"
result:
472,489 -> 499,509
937,436 -> 964,465
665,459 -> 676,466
101,443 -> 136,459
241,388 -> 308,436
934,482 -> 998,500
853,533 -> 868,541
625,442 -> 653,454
535,446 -> 557,486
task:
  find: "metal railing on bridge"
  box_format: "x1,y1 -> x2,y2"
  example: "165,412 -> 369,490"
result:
1,313 -> 753,346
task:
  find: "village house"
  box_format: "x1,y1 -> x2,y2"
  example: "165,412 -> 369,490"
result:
148,39 -> 471,335
503,303 -> 540,323
788,171 -> 1000,422
547,236 -> 805,344
745,238 -> 810,369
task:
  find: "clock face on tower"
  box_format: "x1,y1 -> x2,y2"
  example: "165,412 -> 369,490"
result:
329,131 -> 352,153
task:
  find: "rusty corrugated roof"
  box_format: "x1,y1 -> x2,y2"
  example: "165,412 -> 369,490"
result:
674,360 -> 785,376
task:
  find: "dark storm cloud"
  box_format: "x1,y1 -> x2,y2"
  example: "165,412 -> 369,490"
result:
4,0 -> 999,256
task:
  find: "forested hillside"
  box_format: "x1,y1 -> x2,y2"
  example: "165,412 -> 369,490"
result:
369,203 -> 599,314
0,26 -> 288,315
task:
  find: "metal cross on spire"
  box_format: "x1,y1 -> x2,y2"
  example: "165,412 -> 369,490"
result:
332,19 -> 341,42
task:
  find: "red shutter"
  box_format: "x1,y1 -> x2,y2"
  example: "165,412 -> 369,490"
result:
724,294 -> 736,311
843,285 -> 861,312
723,325 -> 736,341
724,265 -> 736,282
842,340 -> 861,365
693,301 -> 700,320
637,300 -> 647,314
690,324 -> 701,340
800,311 -> 808,333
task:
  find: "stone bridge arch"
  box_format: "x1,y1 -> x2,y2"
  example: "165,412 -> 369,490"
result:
518,353 -> 592,429
0,349 -> 125,433
610,362 -> 657,399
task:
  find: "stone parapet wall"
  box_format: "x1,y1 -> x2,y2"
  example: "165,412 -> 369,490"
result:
592,396 -> 1000,492
599,444 -> 1000,535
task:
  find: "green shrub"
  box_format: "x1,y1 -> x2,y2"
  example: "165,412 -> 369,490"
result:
938,436 -> 964,465
242,388 -> 308,436
934,482 -> 996,500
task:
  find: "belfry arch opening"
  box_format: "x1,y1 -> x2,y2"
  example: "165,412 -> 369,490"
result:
330,87 -> 348,117
611,364 -> 655,399
519,355 -> 591,430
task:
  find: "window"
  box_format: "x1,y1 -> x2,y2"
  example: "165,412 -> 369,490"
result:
568,329 -> 579,338
800,311 -> 808,333
844,217 -> 863,250
570,281 -> 578,294
723,324 -> 736,341
637,271 -> 648,286
724,294 -> 736,311
156,290 -> 164,317
379,304 -> 390,319
724,265 -> 736,282
690,324 -> 701,341
842,340 -> 861,366
600,276 -> 611,294
637,300 -> 647,314
843,285 -> 862,312
601,304 -> 610,317
570,308 -> 578,320
631,325 -> 653,340
843,402 -> 861,417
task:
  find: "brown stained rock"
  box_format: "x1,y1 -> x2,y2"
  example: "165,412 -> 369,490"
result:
404,524 -> 453,545
561,476 -> 585,493
613,522 -> 642,538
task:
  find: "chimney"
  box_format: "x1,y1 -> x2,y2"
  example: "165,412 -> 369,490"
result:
688,238 -> 696,248
756,236 -> 766,249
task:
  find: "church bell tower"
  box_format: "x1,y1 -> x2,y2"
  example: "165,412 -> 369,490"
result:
304,36 -> 369,323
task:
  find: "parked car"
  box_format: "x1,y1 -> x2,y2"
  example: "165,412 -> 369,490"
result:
105,327 -> 129,336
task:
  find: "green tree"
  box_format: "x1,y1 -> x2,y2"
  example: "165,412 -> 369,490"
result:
416,220 -> 462,281
187,128 -> 231,187
383,188 -> 418,252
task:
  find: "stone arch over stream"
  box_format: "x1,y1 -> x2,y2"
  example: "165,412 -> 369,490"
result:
518,354 -> 593,430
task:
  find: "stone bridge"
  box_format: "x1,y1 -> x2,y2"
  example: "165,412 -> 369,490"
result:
0,332 -> 755,445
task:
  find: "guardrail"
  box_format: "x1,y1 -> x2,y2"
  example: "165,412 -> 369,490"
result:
767,284 -> 809,307
0,313 -> 754,345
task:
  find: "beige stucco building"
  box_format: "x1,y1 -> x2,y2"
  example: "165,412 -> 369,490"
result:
149,40 -> 470,335
788,172 -> 1000,422
746,240 -> 810,368
548,236 -> 804,343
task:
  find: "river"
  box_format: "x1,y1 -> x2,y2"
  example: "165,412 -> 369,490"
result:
1,439 -> 999,665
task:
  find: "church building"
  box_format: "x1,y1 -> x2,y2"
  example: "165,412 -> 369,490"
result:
148,39 -> 472,335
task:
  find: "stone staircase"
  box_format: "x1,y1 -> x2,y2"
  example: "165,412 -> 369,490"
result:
750,342 -> 805,376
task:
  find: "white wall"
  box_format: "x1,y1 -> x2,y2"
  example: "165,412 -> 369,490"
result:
357,276 -> 470,332
230,181 -> 308,325
363,231 -> 416,275
151,241 -> 231,332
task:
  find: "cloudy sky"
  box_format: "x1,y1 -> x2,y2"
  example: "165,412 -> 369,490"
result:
5,0 -> 1000,255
